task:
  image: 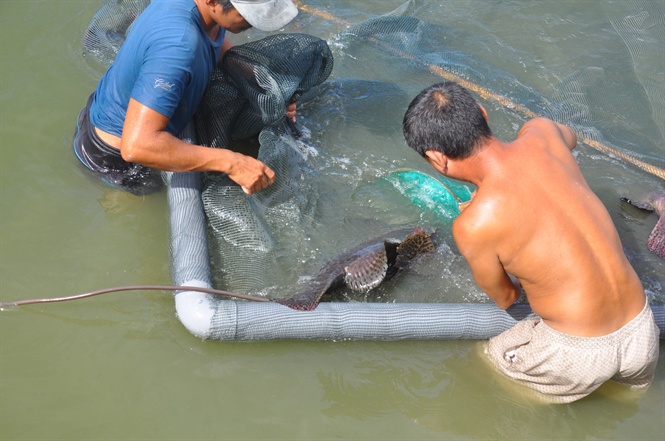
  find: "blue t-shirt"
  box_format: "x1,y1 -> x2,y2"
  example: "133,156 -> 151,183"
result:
90,0 -> 225,137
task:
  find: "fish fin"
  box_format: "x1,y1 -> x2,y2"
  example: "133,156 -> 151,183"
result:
343,247 -> 388,292
274,278 -> 335,311
396,228 -> 435,260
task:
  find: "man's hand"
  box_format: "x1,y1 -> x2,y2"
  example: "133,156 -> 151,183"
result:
225,151 -> 275,195
286,102 -> 297,122
120,99 -> 275,194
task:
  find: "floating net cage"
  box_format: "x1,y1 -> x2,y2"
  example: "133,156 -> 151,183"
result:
84,0 -> 664,341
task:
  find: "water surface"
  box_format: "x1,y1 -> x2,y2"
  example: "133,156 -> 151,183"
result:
1,1 -> 664,440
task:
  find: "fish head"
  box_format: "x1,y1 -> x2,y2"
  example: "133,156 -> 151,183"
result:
621,189 -> 665,217
649,190 -> 665,217
621,189 -> 665,259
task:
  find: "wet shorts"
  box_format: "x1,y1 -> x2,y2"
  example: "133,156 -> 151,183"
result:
487,300 -> 660,403
73,94 -> 163,195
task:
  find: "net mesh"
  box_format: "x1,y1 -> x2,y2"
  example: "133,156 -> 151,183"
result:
82,0 -> 664,305
82,0 -> 151,68
195,34 -> 333,293
81,1 -> 334,294
329,4 -> 665,178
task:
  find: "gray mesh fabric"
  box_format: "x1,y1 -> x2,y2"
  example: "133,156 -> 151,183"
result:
209,302 -> 536,341
164,123 -> 211,288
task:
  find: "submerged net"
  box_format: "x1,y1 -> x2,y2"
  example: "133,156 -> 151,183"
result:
81,0 -> 335,295
82,0 -> 664,306
609,1 -> 665,145
82,0 -> 151,68
327,3 -> 665,179
195,34 -> 333,293
77,1 -> 665,340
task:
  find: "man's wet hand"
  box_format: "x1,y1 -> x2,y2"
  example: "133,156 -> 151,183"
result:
286,102 -> 297,122
227,153 -> 275,195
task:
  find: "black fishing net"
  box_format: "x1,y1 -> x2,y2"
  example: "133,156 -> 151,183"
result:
195,34 -> 333,293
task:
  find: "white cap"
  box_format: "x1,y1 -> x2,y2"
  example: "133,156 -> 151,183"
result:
229,0 -> 298,32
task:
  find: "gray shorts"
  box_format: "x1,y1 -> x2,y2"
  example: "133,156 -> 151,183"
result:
487,300 -> 660,403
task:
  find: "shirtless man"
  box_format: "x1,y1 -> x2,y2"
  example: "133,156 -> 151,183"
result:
403,81 -> 660,403
74,0 -> 298,195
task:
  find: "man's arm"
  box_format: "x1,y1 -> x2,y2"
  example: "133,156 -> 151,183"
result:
121,98 -> 274,194
453,217 -> 521,309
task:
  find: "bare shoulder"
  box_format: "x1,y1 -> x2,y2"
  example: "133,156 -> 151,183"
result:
452,192 -> 505,255
518,117 -> 560,134
517,117 -> 577,151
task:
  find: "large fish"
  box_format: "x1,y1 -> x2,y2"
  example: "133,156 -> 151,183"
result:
275,228 -> 435,311
621,189 -> 665,259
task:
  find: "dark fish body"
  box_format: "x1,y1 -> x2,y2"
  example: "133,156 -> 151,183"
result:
275,228 -> 435,311
622,189 -> 665,259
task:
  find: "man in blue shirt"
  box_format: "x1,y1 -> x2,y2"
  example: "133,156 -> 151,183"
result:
74,0 -> 298,195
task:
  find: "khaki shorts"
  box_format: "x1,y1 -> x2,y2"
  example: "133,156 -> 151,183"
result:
487,300 -> 660,403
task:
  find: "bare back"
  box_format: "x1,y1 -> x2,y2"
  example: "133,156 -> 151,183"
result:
454,118 -> 645,336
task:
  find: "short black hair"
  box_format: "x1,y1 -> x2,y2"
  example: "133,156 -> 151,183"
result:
403,81 -> 492,159
217,0 -> 234,11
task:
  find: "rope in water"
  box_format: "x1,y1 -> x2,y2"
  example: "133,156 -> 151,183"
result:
0,285 -> 270,308
293,1 -> 665,181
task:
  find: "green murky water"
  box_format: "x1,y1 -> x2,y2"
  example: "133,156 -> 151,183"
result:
2,1 -> 663,439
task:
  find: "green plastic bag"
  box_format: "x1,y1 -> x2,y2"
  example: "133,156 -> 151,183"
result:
380,169 -> 473,221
